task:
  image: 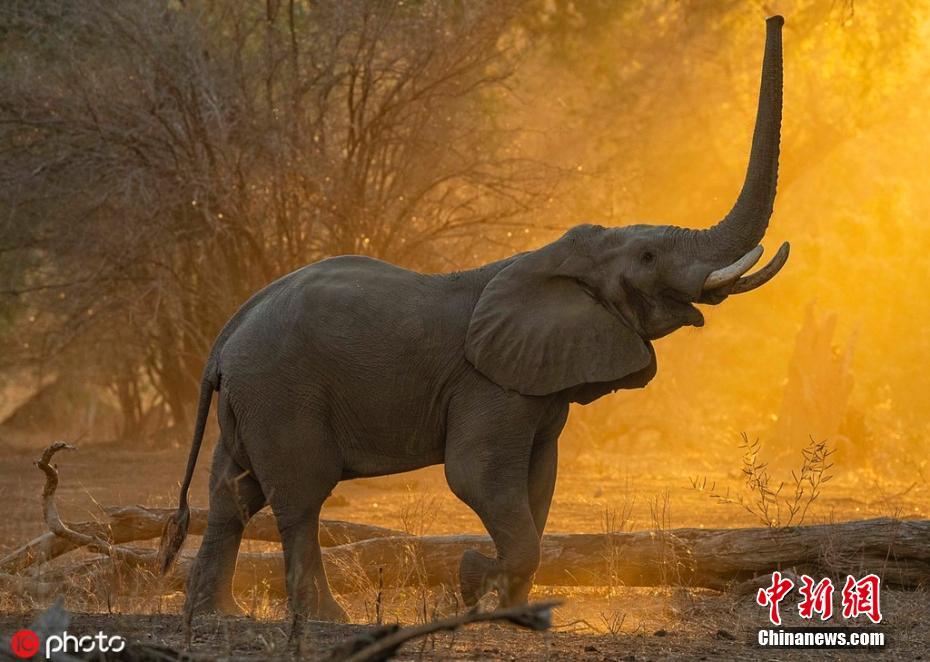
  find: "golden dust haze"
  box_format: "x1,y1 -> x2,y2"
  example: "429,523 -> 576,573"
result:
5,3 -> 930,647
488,1 -> 930,497
1,0 -> 928,533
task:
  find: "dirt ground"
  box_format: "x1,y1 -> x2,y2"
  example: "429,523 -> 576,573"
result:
1,598 -> 927,661
1,438 -> 927,660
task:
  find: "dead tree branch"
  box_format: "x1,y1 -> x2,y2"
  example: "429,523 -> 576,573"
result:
328,600 -> 561,662
35,442 -> 151,568
0,506 -> 405,574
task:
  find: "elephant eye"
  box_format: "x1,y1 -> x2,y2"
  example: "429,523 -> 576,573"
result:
640,251 -> 656,265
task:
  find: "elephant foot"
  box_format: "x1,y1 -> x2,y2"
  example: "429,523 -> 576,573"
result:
498,575 -> 533,609
286,603 -> 348,656
185,590 -> 244,618
210,590 -> 247,617
459,549 -> 498,607
288,610 -> 305,655
317,596 -> 350,623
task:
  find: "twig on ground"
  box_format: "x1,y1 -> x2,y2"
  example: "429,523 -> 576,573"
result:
325,600 -> 562,662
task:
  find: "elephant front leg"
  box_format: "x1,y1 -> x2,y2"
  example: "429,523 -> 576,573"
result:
445,410 -> 544,608
458,434 -> 559,606
456,509 -> 541,607
528,429 -> 560,539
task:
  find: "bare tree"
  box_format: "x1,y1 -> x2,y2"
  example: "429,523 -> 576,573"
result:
0,0 -> 555,434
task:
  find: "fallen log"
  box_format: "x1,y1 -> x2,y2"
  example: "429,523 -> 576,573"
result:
16,517 -> 928,601
0,506 -> 405,574
221,517 -> 930,595
6,444 -> 930,603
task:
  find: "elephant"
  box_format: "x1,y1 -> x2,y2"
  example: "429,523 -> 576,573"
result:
158,15 -> 788,630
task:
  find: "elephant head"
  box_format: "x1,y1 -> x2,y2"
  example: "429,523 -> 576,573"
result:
466,16 -> 789,397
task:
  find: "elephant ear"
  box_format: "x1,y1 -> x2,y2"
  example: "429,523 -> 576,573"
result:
465,230 -> 653,396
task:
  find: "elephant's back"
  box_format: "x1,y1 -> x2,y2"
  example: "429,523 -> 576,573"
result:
288,256 -> 455,349
294,255 -> 435,331
216,255 -> 470,385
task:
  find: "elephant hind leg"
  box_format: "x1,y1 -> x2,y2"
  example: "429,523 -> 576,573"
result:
274,496 -> 348,654
184,441 -> 266,620
262,443 -> 347,642
238,409 -> 348,648
275,507 -> 348,624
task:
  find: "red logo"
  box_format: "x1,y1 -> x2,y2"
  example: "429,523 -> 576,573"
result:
755,572 -> 884,625
798,575 -> 835,621
841,574 -> 883,624
756,570 -> 795,625
10,630 -> 40,659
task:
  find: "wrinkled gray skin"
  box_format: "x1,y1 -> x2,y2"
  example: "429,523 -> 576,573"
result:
160,17 -> 787,627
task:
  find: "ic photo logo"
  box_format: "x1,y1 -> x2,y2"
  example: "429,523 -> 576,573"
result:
9,629 -> 126,659
9,630 -> 39,659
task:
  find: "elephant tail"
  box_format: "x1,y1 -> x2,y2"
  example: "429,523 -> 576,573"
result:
157,364 -> 218,575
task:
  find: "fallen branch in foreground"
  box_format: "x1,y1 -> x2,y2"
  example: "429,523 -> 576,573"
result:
326,600 -> 560,662
35,443 -> 151,568
4,444 -> 929,604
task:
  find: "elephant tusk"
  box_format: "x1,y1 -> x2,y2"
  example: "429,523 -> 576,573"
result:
728,241 -> 790,294
702,245 -> 764,290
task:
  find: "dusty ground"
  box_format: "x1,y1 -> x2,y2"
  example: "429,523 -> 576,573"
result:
0,593 -> 930,661
1,438 -> 927,659
2,592 -> 927,661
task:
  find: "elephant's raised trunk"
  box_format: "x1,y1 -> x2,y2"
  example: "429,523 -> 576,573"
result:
705,15 -> 782,258
697,15 -> 787,297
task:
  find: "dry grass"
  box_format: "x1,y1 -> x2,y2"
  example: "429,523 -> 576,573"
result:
690,433 -> 836,528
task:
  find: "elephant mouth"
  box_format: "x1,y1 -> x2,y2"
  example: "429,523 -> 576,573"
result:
643,301 -> 704,341
686,305 -> 705,328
